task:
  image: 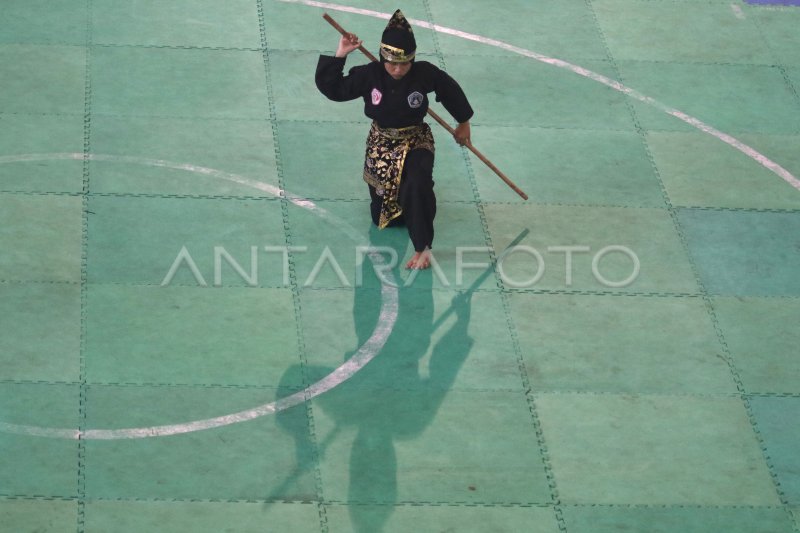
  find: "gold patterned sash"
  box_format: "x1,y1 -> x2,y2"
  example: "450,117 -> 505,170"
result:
363,121 -> 434,228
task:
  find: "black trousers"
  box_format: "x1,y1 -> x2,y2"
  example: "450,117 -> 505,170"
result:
368,149 -> 436,252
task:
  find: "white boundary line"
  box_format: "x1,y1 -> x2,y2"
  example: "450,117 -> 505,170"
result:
4,2 -> 798,438
0,153 -> 399,439
285,0 -> 800,190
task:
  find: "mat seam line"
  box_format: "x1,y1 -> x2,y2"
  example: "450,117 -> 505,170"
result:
0,493 -> 792,509
2,189 -> 799,213
76,1 -> 93,531
3,277 -> 799,299
256,2 -> 329,530
423,2 -> 569,530
588,0 -> 793,517
747,2 -> 800,120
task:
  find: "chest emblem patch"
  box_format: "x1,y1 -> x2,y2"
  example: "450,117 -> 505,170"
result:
371,88 -> 382,105
407,91 -> 424,109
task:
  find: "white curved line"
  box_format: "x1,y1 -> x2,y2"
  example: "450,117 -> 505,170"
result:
285,0 -> 800,190
0,153 -> 399,439
83,278 -> 398,439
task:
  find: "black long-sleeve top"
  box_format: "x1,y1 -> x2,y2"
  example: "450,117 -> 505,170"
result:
315,55 -> 474,129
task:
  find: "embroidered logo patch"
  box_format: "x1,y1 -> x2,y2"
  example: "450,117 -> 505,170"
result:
407,91 -> 424,109
371,88 -> 382,105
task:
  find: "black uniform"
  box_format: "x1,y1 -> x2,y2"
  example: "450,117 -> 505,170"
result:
315,55 -> 473,252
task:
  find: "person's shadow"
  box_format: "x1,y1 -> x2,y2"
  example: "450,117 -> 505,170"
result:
273,223 -> 475,532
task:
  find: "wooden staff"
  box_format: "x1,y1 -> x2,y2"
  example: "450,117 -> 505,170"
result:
322,13 -> 528,201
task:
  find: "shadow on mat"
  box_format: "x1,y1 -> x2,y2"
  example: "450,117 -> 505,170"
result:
271,224 -> 475,532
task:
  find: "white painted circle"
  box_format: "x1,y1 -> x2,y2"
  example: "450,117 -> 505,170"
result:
4,2 -> 799,437
0,153 -> 399,439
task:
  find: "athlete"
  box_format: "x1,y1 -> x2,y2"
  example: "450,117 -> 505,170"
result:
315,9 -> 473,269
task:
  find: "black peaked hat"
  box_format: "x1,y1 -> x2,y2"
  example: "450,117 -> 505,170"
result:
380,9 -> 416,63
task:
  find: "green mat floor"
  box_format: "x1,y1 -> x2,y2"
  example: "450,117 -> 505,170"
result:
1,0 -> 799,531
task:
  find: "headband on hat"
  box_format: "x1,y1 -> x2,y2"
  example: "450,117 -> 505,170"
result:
379,10 -> 416,62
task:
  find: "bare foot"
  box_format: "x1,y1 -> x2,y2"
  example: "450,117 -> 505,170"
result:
406,248 -> 432,270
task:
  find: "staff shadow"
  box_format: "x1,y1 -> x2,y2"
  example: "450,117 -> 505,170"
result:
273,224 -> 476,532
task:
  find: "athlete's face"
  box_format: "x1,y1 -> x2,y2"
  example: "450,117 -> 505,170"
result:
384,61 -> 412,80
